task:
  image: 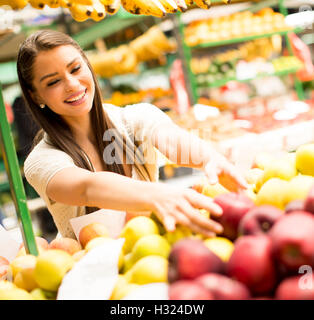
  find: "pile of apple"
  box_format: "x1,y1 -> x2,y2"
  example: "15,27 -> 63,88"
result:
0,222 -> 116,300
177,143 -> 314,300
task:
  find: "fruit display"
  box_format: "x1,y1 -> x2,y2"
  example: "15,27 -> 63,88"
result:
104,87 -> 173,107
88,26 -> 176,78
0,0 -> 233,21
2,142 -> 314,300
185,9 -> 291,47
191,36 -> 282,75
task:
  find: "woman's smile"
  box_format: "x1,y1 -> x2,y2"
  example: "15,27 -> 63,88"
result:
64,88 -> 87,106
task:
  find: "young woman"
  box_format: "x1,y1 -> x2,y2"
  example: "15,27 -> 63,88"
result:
18,30 -> 247,239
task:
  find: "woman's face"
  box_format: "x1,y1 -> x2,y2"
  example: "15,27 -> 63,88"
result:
31,45 -> 95,118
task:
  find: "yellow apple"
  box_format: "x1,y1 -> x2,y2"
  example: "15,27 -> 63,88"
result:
110,275 -> 140,300
296,144 -> 314,176
79,222 -> 109,248
120,216 -> 159,254
164,225 -> 193,245
284,175 -> 314,204
30,288 -> 48,300
34,249 -> 74,292
256,178 -> 289,210
125,255 -> 168,285
49,237 -> 82,255
10,254 -> 37,279
202,183 -> 229,198
204,237 -> 234,262
261,159 -> 297,185
14,267 -> 38,292
127,234 -> 170,270
0,281 -> 33,300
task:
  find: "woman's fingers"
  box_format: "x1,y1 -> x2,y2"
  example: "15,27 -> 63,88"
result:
179,198 -> 223,234
187,222 -> 217,239
185,190 -> 223,218
204,161 -> 219,185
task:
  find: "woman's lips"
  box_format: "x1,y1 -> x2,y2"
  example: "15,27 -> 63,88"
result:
64,89 -> 87,106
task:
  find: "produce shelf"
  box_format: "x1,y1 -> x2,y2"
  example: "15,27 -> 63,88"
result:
189,28 -> 303,49
197,66 -> 302,89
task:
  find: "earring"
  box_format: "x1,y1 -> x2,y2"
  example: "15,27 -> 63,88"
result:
39,104 -> 45,109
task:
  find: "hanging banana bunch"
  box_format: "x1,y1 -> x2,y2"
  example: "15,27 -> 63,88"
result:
99,0 -> 120,15
0,0 -> 28,10
1,0 -> 232,20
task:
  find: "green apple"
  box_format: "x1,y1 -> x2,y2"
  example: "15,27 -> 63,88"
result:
296,144 -> 314,176
120,216 -> 159,254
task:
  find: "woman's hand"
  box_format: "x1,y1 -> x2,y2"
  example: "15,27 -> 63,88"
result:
150,184 -> 224,238
204,151 -> 248,193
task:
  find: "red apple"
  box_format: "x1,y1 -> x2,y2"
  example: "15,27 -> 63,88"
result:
275,274 -> 314,300
196,273 -> 251,300
238,205 -> 283,236
49,237 -> 82,255
169,280 -> 214,300
304,184 -> 314,214
213,193 -> 255,240
79,222 -> 109,248
0,256 -> 9,279
285,200 -> 305,214
168,239 -> 225,283
227,235 -> 277,296
269,211 -> 314,272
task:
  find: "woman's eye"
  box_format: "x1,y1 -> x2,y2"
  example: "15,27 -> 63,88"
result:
71,65 -> 81,74
47,79 -> 59,87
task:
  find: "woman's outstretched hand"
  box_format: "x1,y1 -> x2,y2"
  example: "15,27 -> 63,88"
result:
150,184 -> 224,238
203,151 -> 248,193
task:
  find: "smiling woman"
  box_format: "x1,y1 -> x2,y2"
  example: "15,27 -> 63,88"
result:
18,29 -> 246,239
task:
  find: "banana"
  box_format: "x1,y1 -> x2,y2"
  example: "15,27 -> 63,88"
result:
194,0 -> 211,9
59,0 -> 71,7
69,3 -> 90,21
185,0 -> 193,5
70,0 -> 93,4
158,0 -> 178,13
28,0 -> 47,9
99,0 -> 120,15
47,0 -> 60,8
222,0 -> 231,3
121,0 -> 165,18
174,0 -> 187,12
88,0 -> 106,21
1,0 -> 29,9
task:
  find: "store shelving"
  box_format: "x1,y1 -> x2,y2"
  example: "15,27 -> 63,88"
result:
178,1 -> 307,103
190,27 -> 303,49
197,65 -> 302,89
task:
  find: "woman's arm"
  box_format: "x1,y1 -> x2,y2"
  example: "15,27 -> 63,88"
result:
47,167 -> 223,237
152,122 -> 248,192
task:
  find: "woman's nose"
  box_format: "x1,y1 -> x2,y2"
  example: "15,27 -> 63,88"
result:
64,74 -> 81,92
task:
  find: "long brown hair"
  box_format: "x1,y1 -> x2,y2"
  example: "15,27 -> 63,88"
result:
17,29 -> 148,213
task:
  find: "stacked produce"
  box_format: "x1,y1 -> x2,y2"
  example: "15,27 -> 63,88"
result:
185,8 -> 291,47
88,26 -> 176,78
191,36 -> 282,75
2,143 -> 314,300
0,0 -> 232,21
272,56 -> 304,74
104,87 -> 173,106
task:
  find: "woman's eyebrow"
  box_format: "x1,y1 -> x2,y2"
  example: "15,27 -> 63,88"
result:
39,58 -> 79,82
